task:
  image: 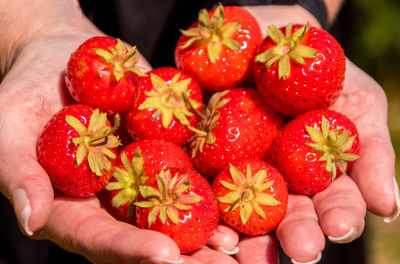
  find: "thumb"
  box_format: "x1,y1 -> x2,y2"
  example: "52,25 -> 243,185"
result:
37,196 -> 181,264
2,153 -> 53,236
0,99 -> 53,236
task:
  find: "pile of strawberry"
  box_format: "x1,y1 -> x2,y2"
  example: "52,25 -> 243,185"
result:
36,4 -> 360,254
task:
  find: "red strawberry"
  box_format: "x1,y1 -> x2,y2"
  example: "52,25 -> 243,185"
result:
37,104 -> 120,197
135,168 -> 219,254
124,67 -> 203,146
213,160 -> 288,236
220,88 -> 285,158
65,36 -> 146,114
253,23 -> 346,116
175,4 -> 262,91
269,109 -> 360,196
101,139 -> 193,222
188,90 -> 265,178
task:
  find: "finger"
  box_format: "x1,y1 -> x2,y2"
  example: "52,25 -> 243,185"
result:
351,132 -> 398,220
0,65 -> 64,236
0,150 -> 53,236
179,255 -> 204,264
276,195 -> 325,263
236,235 -> 278,264
189,246 -> 238,264
313,175 -> 366,243
333,60 -> 398,221
36,196 -> 181,264
207,224 -> 239,254
138,54 -> 153,73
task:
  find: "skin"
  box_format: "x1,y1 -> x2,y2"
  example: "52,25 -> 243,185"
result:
240,4 -> 398,264
0,1 -> 397,264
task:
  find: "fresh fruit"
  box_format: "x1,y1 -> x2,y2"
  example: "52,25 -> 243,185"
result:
135,168 -> 219,253
213,160 -> 288,236
175,4 -> 262,91
37,104 -> 120,197
220,88 -> 285,158
65,36 -> 146,114
102,139 -> 193,222
269,109 -> 360,196
124,67 -> 203,146
188,90 -> 264,177
253,23 -> 346,116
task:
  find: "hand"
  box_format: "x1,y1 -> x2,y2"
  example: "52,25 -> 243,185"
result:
0,15 -> 240,264
233,58 -> 398,264
231,5 -> 399,264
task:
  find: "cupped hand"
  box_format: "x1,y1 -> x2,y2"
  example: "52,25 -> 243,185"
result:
0,30 -> 239,264
235,59 -> 398,264
229,5 -> 399,263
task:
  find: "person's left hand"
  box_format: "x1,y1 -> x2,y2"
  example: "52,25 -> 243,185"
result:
232,58 -> 398,264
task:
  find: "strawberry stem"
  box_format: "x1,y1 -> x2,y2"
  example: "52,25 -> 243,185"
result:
88,114 -> 120,145
182,92 -> 206,120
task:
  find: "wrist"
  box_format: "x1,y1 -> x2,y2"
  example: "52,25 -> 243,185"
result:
244,5 -> 322,36
0,0 -> 100,78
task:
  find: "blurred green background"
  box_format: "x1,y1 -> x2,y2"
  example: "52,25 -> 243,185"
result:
342,0 -> 400,263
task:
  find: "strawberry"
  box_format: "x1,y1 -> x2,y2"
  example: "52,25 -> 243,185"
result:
175,4 -> 262,91
101,139 -> 193,223
253,23 -> 346,116
269,109 -> 360,196
65,36 -> 146,114
213,160 -> 288,236
220,88 -> 285,158
188,90 -> 265,178
37,104 -> 120,197
135,168 -> 219,254
124,67 -> 203,146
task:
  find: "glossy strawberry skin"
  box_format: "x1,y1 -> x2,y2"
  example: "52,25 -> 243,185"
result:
221,88 -> 285,159
136,168 -> 219,254
269,109 -> 360,196
37,104 -> 117,197
101,139 -> 193,223
65,36 -> 140,114
191,106 -> 264,178
175,6 -> 262,91
253,24 -> 346,116
213,160 -> 288,236
124,67 -> 203,146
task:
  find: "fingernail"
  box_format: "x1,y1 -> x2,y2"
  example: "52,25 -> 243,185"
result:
383,176 -> 400,223
140,257 -> 184,264
12,188 -> 33,236
291,252 -> 322,264
328,227 -> 357,243
217,246 -> 239,255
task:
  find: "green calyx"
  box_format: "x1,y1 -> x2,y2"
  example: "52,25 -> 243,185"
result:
138,73 -> 201,129
94,39 -> 147,81
105,150 -> 148,213
180,3 -> 241,63
255,23 -> 316,80
305,115 -> 360,180
188,90 -> 230,158
66,109 -> 121,176
217,164 -> 281,225
135,170 -> 203,227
